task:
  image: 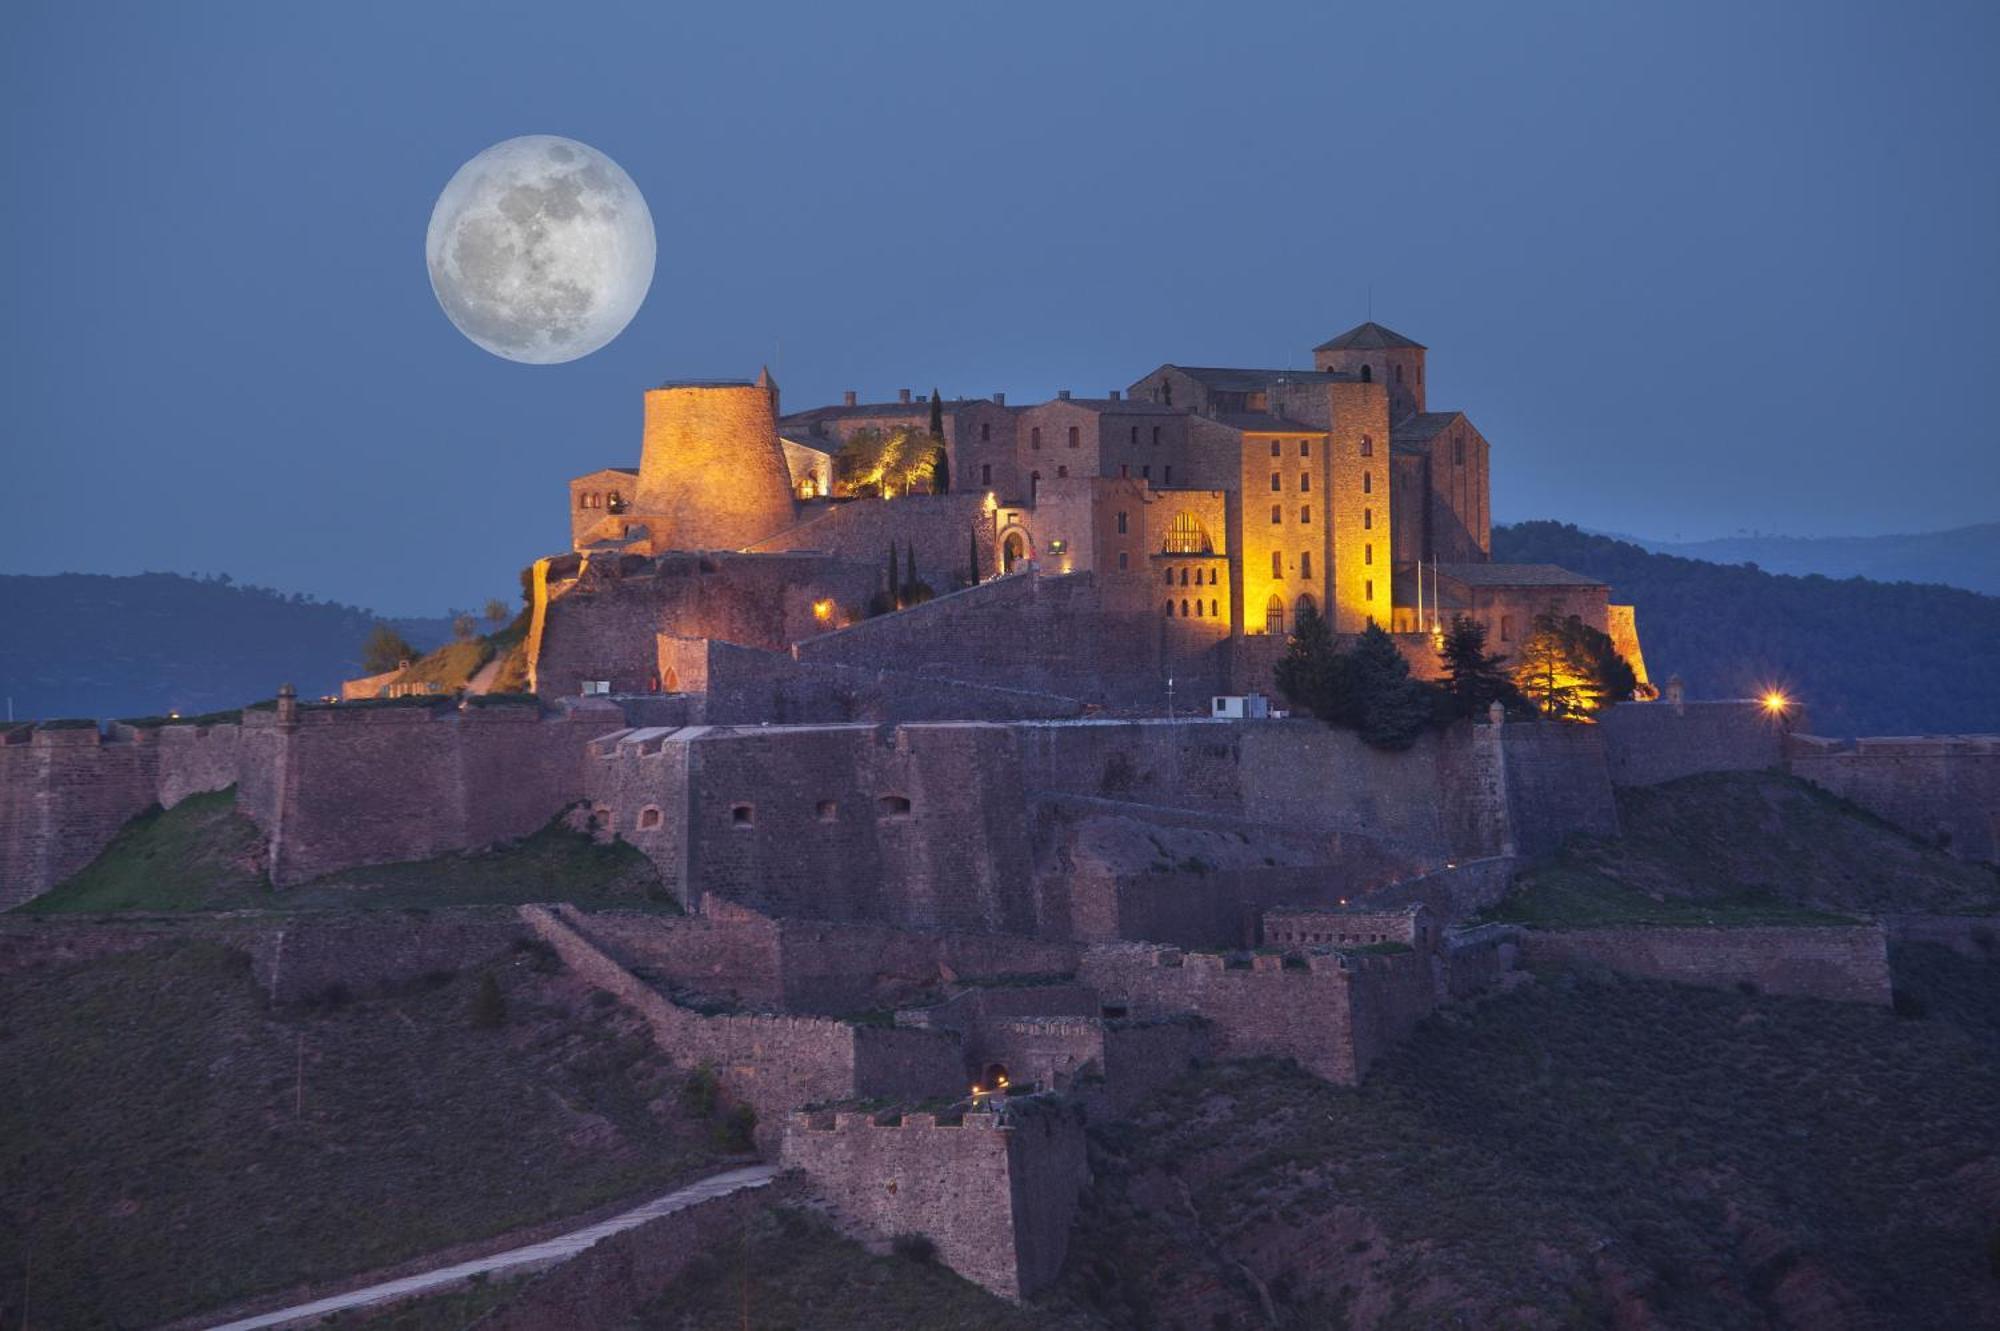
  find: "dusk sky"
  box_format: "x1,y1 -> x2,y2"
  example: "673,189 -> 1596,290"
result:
4,1 -> 1995,616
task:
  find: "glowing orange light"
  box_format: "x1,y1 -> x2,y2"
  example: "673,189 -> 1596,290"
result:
812,599 -> 834,622
1762,690 -> 1789,714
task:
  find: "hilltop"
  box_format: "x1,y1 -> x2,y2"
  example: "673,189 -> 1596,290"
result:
1494,522 -> 2000,736
0,573 -> 456,722
1636,522 -> 2000,597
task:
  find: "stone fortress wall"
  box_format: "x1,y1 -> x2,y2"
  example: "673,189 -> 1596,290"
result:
1521,923 -> 1893,1004
781,1100 -> 1090,1300
1788,733 -> 2000,863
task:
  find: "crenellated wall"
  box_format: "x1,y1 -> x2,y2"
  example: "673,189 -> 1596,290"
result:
237,697 -> 627,886
1788,733 -> 2000,863
781,1098 -> 1089,1299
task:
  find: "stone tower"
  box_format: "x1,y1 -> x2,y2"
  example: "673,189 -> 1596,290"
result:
633,374 -> 796,550
1313,322 -> 1426,422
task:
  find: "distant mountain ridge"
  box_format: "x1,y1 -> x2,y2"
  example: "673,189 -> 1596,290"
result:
0,573 -> 455,722
1495,522 -> 2000,736
1626,522 -> 2000,597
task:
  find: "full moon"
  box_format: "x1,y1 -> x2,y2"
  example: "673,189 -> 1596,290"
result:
426,135 -> 656,364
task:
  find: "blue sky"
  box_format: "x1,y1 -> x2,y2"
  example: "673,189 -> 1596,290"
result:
3,0 -> 1995,615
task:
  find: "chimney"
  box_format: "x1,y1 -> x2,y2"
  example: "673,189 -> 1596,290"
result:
1109,390 -> 1122,401
898,388 -> 912,404
842,390 -> 857,407
993,392 -> 1005,406
1058,389 -> 1071,401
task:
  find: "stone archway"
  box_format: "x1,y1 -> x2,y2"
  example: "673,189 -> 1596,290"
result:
1002,530 -> 1028,573
979,1063 -> 1011,1093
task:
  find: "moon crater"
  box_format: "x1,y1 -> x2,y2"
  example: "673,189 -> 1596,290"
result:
426,135 -> 655,364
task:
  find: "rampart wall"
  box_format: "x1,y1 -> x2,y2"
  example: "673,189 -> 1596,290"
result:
1597,701 -> 1786,787
679,637 -> 1085,726
781,1099 -> 1089,1299
1788,734 -> 2000,863
250,909 -> 526,1003
0,720 -> 241,908
237,698 -> 625,887
1075,943 -> 1434,1084
1494,721 -> 1620,855
1881,913 -> 2000,959
1521,923 -> 1892,1004
743,492 -> 995,589
520,906 -> 964,1142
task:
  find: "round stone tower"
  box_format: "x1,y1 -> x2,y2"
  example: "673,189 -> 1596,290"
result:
632,372 -> 796,550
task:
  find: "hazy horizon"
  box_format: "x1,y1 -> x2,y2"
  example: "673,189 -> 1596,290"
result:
5,0 -> 1996,615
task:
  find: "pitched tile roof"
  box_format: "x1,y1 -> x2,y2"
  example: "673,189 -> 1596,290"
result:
1212,413 -> 1327,434
1313,321 -> 1426,352
1390,412 -> 1465,448
1166,366 -> 1356,392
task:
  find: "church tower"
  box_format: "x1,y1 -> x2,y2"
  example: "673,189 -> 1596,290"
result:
1313,322 -> 1426,422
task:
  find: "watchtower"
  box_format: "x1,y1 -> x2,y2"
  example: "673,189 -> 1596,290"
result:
1313,322 -> 1426,422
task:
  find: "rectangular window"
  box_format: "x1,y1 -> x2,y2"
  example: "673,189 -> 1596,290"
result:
1270,440 -> 1281,457
1301,505 -> 1312,524
1301,551 -> 1312,578
1364,543 -> 1373,565
1363,507 -> 1372,530
578,493 -> 589,509
1141,465 -> 1150,479
1117,511 -> 1129,534
981,423 -> 991,441
1152,426 -> 1161,445
1163,465 -> 1172,483
1118,551 -> 1129,570
1057,465 -> 1068,478
1360,435 -> 1374,457
1365,579 -> 1375,601
1271,472 -> 1281,491
1301,440 -> 1311,457
1120,464 -> 1129,478
1362,471 -> 1373,494
1300,473 -> 1311,492
1068,426 -> 1080,448
1454,437 -> 1466,465
981,463 -> 992,485
1270,504 -> 1282,524
1031,427 -> 1042,450
1130,425 -> 1138,444
1271,551 -> 1283,577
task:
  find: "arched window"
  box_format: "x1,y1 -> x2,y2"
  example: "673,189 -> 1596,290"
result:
1163,568 -> 1174,586
1067,426 -> 1080,448
1265,594 -> 1286,636
1360,364 -> 1372,383
1362,471 -> 1372,494
637,806 -> 663,830
1296,592 -> 1317,621
1194,599 -> 1204,617
1179,567 -> 1189,586
1208,568 -> 1219,585
1180,598 -> 1190,617
1164,599 -> 1175,617
878,794 -> 913,818
1162,512 -> 1213,555
1360,435 -> 1373,457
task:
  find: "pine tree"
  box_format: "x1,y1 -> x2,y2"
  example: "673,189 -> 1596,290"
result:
1351,624 -> 1435,750
1273,604 -> 1355,725
1513,611 -> 1597,719
1439,614 -> 1516,718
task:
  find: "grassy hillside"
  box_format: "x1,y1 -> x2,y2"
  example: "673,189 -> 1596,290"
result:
0,939 -> 726,1330
16,791 -> 675,915
1488,771 -> 2000,927
1039,948 -> 2000,1330
633,1205 -> 1088,1331
1494,521 -> 2000,735
0,573 -> 457,721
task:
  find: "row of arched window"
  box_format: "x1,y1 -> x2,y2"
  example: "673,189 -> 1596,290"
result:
1166,565 -> 1220,587
1165,598 -> 1221,619
1263,593 -> 1317,635
577,490 -> 625,512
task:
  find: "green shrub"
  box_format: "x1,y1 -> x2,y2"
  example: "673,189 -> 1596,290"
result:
711,1103 -> 757,1153
892,1232 -> 938,1264
681,1065 -> 720,1118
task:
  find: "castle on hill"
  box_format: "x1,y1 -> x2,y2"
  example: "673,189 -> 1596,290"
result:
544,321 -> 1646,709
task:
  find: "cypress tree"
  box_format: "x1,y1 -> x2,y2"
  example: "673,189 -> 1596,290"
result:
968,530 -> 981,586
1351,624 -> 1435,750
928,390 -> 949,494
928,388 -> 944,438
887,540 -> 900,607
905,542 -> 917,594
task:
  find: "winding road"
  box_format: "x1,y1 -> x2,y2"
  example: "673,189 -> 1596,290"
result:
201,1164 -> 779,1330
